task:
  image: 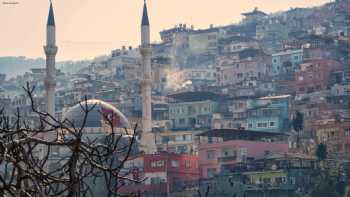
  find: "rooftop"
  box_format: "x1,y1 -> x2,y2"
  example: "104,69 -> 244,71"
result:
197,129 -> 288,141
242,8 -> 267,17
259,95 -> 291,100
168,91 -> 227,102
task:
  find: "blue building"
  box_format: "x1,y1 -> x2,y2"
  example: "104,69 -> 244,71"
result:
246,95 -> 291,132
272,49 -> 303,76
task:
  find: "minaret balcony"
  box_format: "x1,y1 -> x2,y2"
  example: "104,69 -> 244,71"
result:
140,46 -> 152,53
44,46 -> 58,55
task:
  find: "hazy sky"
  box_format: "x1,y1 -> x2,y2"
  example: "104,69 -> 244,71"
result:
1,0 -> 329,61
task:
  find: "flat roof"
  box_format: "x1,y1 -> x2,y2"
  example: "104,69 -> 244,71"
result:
197,129 -> 288,141
259,95 -> 291,100
168,91 -> 227,102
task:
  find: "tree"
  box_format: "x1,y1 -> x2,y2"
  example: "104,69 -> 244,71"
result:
0,83 -> 141,196
292,111 -> 304,133
316,143 -> 327,162
292,111 -> 304,148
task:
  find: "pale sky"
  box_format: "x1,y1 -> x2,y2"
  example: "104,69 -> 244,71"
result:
1,0 -> 329,61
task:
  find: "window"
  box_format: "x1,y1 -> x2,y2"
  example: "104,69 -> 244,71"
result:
150,177 -> 163,184
207,150 -> 216,159
345,128 -> 350,136
151,160 -> 165,168
290,177 -> 296,184
257,122 -> 268,128
177,145 -> 188,153
221,148 -> 237,158
175,135 -> 183,142
185,160 -> 191,168
248,123 -> 253,128
171,160 -> 179,167
269,122 -> 276,127
185,134 -> 192,141
168,147 -> 176,153
162,136 -> 169,143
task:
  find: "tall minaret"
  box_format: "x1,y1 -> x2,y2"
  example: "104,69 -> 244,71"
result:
140,0 -> 156,154
44,1 -> 57,131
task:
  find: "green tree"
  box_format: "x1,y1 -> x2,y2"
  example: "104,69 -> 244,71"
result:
316,143 -> 327,162
292,111 -> 304,132
292,111 -> 304,148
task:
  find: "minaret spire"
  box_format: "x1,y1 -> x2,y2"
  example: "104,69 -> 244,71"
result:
142,0 -> 149,26
140,0 -> 156,154
44,0 -> 58,140
47,1 -> 55,26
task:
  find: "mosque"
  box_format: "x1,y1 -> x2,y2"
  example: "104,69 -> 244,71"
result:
44,1 -> 156,153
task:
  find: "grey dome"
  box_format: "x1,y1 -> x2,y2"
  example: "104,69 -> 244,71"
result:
63,99 -> 129,128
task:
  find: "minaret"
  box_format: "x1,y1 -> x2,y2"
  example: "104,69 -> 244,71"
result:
140,0 -> 156,154
44,1 -> 58,134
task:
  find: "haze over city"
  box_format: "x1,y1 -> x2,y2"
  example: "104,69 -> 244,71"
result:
1,0 -> 328,60
2,0 -> 350,196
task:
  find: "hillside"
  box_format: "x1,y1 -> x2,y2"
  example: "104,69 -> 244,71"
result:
0,56 -> 93,78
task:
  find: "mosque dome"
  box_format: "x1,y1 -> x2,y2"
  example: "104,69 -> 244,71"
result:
63,99 -> 129,129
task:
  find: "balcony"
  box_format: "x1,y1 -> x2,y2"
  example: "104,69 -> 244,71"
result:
218,156 -> 237,163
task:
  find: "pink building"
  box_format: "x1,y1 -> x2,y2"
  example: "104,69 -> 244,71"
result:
215,49 -> 271,86
197,129 -> 289,178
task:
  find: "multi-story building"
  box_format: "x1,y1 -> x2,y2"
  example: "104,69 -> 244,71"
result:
241,8 -> 267,24
188,27 -> 222,55
198,153 -> 317,197
95,46 -> 142,81
329,68 -> 350,86
295,59 -> 344,94
160,24 -> 193,44
151,57 -> 171,94
218,36 -> 260,54
197,129 -> 289,178
120,153 -> 199,196
168,92 -> 219,130
272,49 -> 303,76
315,120 -> 350,157
246,95 -> 291,132
155,131 -> 197,154
216,48 -> 272,86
